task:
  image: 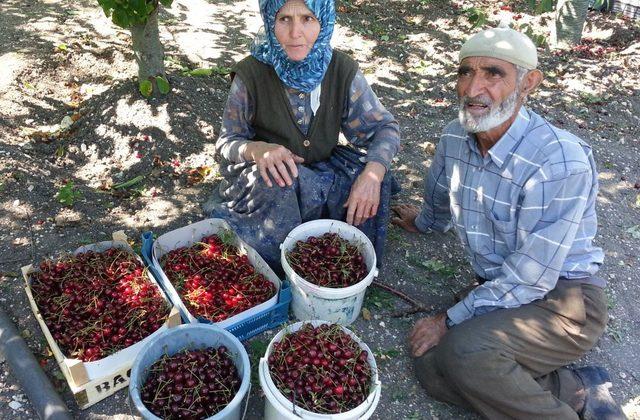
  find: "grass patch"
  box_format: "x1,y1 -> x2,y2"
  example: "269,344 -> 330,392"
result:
248,338 -> 269,385
364,287 -> 395,310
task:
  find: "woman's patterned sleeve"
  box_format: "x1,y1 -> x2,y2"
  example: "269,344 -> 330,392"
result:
340,70 -> 401,170
215,77 -> 256,163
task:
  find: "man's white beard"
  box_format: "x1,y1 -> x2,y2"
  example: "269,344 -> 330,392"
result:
458,89 -> 519,133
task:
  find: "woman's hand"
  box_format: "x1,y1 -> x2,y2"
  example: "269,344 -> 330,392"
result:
243,141 -> 304,188
344,161 -> 386,226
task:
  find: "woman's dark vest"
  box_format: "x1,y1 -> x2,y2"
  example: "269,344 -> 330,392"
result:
232,51 -> 358,164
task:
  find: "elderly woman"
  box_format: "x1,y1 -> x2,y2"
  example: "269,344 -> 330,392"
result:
208,0 -> 400,270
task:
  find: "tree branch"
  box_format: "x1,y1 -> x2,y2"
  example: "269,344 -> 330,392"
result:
372,280 -> 433,318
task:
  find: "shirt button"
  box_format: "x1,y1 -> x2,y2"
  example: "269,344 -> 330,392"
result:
303,139 -> 311,147
299,93 -> 305,99
298,106 -> 304,112
297,119 -> 303,124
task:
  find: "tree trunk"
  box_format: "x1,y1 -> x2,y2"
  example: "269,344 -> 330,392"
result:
130,7 -> 165,93
553,0 -> 590,49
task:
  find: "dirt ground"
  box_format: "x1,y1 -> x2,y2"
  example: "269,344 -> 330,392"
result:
1,0 -> 639,418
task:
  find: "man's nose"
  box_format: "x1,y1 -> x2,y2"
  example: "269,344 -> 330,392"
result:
464,74 -> 487,98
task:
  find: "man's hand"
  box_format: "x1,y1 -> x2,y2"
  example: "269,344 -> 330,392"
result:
391,204 -> 421,233
344,161 -> 386,226
244,141 -> 304,188
409,313 -> 448,357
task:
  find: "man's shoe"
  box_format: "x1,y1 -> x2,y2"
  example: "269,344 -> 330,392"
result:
574,366 -> 627,420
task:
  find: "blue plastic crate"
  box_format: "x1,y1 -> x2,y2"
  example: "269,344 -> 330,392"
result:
140,231 -> 291,342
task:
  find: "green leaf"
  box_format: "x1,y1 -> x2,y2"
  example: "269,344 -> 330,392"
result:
55,145 -> 66,158
57,43 -> 68,51
185,68 -> 213,77
156,76 -> 170,94
218,229 -> 236,246
56,181 -> 83,207
139,80 -> 153,97
129,0 -> 146,16
113,175 -> 145,190
112,8 -> 130,28
98,0 -> 117,16
211,66 -> 232,75
380,35 -> 389,41
536,0 -> 554,13
465,7 -> 488,29
159,0 -> 173,7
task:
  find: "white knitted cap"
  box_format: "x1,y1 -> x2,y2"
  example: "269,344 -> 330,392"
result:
459,27 -> 538,70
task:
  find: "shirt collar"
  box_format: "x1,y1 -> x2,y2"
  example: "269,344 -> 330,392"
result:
486,107 -> 531,168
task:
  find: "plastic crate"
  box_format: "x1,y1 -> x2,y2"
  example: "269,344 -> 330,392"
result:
141,231 -> 291,342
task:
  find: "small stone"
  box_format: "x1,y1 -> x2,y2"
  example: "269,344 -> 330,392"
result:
54,209 -> 82,227
620,372 -> 627,379
27,185 -> 34,192
8,401 -> 22,410
379,321 -> 386,328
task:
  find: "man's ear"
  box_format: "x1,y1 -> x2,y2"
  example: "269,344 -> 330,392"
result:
520,69 -> 543,98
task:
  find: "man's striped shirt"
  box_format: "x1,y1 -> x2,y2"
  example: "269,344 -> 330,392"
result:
415,107 -> 604,325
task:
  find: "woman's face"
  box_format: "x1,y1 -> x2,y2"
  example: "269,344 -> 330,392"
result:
274,0 -> 321,61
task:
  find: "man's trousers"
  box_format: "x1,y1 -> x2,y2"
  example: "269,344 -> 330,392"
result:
414,281 -> 608,419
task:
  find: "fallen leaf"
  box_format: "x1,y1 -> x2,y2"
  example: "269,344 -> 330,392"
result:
187,166 -> 213,185
362,307 -> 372,321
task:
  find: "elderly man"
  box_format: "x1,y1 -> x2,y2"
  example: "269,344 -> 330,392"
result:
392,28 -> 626,419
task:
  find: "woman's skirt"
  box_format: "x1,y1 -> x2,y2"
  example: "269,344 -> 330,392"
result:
207,146 -> 398,272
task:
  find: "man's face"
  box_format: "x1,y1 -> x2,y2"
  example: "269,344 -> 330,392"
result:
456,56 -> 521,133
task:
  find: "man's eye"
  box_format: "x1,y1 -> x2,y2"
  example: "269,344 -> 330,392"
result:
305,16 -> 316,22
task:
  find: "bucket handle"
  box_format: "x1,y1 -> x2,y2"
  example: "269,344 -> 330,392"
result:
241,381 -> 252,420
127,393 -> 142,420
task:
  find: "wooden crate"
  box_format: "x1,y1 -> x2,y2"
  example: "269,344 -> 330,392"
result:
22,232 -> 182,409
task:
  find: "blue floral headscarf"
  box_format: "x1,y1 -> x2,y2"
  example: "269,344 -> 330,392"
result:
251,0 -> 335,93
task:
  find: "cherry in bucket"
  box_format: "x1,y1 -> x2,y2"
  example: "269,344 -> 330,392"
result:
285,232 -> 368,288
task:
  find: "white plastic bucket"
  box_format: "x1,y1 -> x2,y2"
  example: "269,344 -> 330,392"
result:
129,324 -> 251,420
280,220 -> 378,325
259,320 -> 381,420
